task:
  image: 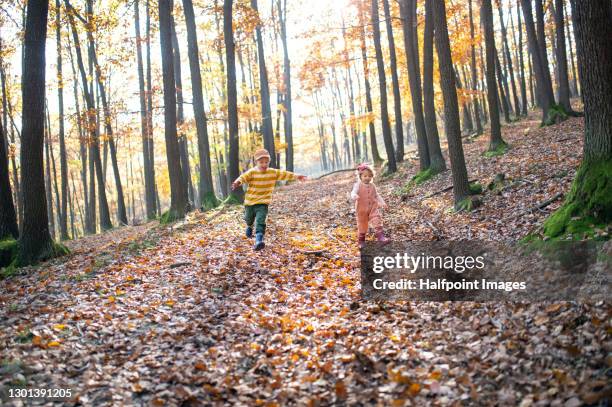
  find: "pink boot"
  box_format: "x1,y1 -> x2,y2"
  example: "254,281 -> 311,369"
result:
375,227 -> 390,244
358,233 -> 366,249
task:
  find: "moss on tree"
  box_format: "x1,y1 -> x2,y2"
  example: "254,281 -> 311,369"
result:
483,142 -> 510,158
543,159 -> 612,239
200,191 -> 220,211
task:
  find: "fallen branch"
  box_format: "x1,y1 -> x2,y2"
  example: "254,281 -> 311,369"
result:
316,168 -> 356,179
502,192 -> 563,221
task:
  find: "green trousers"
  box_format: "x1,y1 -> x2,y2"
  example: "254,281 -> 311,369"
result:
244,204 -> 269,234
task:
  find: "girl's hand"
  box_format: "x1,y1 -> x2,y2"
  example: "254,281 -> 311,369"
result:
231,180 -> 241,190
297,175 -> 307,182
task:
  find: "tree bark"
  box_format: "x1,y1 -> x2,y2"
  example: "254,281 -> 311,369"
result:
18,0 -> 56,265
516,0 -> 529,116
371,0 -> 397,173
422,0 -> 445,172
432,0 -> 471,208
496,0 -> 521,116
182,0 -> 218,209
159,0 -> 188,220
399,0 -> 430,170
277,0 -> 293,171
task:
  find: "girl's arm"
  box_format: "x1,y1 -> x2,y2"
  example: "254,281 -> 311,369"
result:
350,182 -> 360,200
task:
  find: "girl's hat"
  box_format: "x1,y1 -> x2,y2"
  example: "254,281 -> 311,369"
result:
356,163 -> 374,174
254,148 -> 271,161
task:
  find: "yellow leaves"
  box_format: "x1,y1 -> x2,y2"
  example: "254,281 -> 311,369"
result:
165,300 -> 175,307
32,335 -> 43,347
194,361 -> 207,371
115,288 -> 125,296
107,295 -> 116,304
53,324 -> 67,331
389,333 -> 401,343
408,383 -> 421,396
340,354 -> 355,363
47,340 -> 61,348
429,370 -> 442,380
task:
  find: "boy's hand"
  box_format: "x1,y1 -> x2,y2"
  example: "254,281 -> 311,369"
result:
231,180 -> 241,190
296,175 -> 307,182
352,194 -> 359,200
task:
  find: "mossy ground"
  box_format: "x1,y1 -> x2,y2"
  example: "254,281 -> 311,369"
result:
543,104 -> 569,126
543,159 -> 611,240
1,239 -> 69,278
200,192 -> 220,211
483,142 -> 510,158
159,209 -> 183,225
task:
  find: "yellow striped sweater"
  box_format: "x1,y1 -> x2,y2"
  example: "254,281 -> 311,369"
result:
236,167 -> 298,205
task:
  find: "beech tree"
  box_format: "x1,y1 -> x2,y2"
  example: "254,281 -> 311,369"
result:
544,0 -> 611,238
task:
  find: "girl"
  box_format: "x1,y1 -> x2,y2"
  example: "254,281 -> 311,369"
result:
350,163 -> 389,247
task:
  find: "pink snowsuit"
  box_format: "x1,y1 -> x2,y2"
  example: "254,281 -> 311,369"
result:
351,181 -> 385,234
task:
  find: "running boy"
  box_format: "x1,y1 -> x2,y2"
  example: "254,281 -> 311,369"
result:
231,149 -> 307,250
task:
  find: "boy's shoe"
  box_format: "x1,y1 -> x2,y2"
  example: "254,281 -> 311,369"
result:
358,233 -> 366,249
254,232 -> 266,251
375,228 -> 390,244
246,226 -> 253,238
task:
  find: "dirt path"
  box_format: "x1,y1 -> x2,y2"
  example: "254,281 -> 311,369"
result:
1,115 -> 609,406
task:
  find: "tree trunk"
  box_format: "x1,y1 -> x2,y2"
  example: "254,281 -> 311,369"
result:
0,107 -> 18,239
553,0 -> 575,114
371,0 -> 397,173
564,0 -> 578,97
483,0 -> 506,150
382,0 -> 404,162
224,0 -> 244,202
359,2 -> 383,164
182,0 -> 218,210
422,0 -> 445,172
544,0 -> 612,238
521,0 -> 557,124
134,0 -> 157,219
277,0 -> 293,171
65,0 -> 112,231
399,0 -> 430,170
18,0 -> 57,265
432,0 -> 471,209
146,0 -> 158,216
45,129 -> 56,240
171,20 -> 195,208
516,0 -> 529,116
495,52 -> 512,123
468,0 -> 483,134
251,0 -> 276,166
55,0 -> 68,240
159,0 -> 188,220
496,0 -> 521,117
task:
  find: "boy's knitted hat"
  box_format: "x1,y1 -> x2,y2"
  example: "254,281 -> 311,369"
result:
254,148 -> 271,161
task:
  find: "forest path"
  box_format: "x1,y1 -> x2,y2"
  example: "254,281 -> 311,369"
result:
1,115 -> 608,406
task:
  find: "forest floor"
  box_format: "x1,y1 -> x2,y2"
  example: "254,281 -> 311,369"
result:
1,112 -> 610,406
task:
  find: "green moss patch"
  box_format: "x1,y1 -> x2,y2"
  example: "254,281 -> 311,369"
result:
469,182 -> 483,195
543,160 -> 612,240
200,192 -> 220,211
455,196 -> 481,212
483,142 -> 510,158
543,104 -> 569,126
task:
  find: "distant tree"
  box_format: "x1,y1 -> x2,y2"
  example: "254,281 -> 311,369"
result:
544,0 -> 612,238
399,0 -> 430,171
182,0 -> 218,209
0,111 -> 17,239
224,0 -> 244,202
370,0 -> 396,173
482,0 -> 506,151
468,0 -> 483,134
422,0 -> 446,173
552,0 -> 580,115
382,0 -> 404,162
431,0 -> 472,210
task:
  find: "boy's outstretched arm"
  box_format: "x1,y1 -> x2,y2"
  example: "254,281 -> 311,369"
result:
276,169 -> 307,182
231,169 -> 252,190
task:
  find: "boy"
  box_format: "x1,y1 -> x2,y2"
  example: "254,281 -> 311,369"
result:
231,149 -> 307,250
